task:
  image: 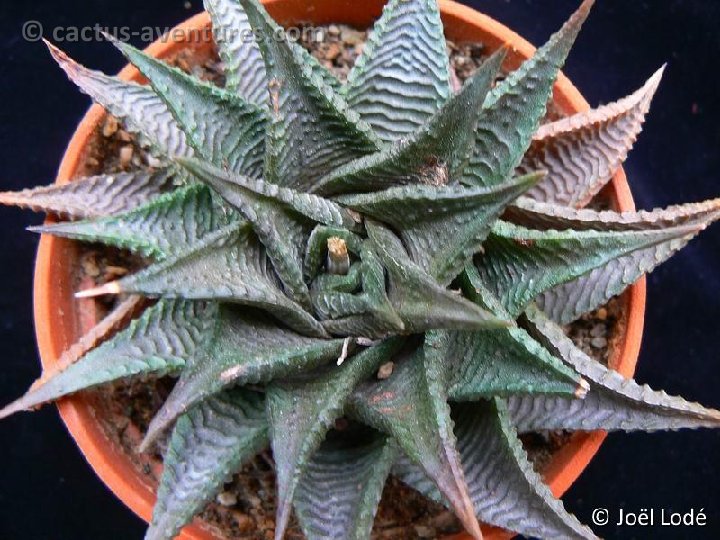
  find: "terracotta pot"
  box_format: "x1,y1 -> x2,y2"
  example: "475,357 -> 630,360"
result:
33,1 -> 647,538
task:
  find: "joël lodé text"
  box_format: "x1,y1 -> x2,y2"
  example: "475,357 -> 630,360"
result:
615,507 -> 707,527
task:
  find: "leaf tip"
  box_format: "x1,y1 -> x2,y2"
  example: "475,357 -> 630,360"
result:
575,378 -> 590,399
75,281 -> 122,299
0,398 -> 26,420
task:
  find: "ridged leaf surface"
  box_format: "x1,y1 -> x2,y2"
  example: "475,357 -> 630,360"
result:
237,0 -> 379,191
315,51 -> 504,195
294,430 -> 397,540
146,389 -> 268,540
508,307 -> 720,432
462,0 -> 593,187
0,300 -> 212,419
267,339 -> 403,540
46,42 -> 191,159
0,169 -> 175,219
520,67 -> 663,207
344,0 -> 452,143
33,184 -> 238,260
395,399 -> 598,539
117,40 -> 267,178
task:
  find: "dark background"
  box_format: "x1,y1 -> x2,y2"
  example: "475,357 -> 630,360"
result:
1,0 -> 719,538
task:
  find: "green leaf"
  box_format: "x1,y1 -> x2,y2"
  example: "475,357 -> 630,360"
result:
237,0 -> 379,191
179,158 -> 364,306
45,41 -> 191,159
140,305 -> 344,449
395,399 -> 598,539
338,172 -> 538,285
440,327 -> 583,400
0,300 -> 212,419
180,158 -> 361,231
178,159 -> 316,308
294,429 -> 397,540
506,198 -> 720,323
313,245 -> 404,337
146,388 -> 268,540
366,220 -> 510,332
475,219 -> 705,318
267,339 -> 403,540
32,184 -> 238,260
0,169 -> 175,219
462,0 -> 594,187
508,306 -> 720,432
519,67 -> 664,207
349,343 -> 483,540
344,0 -> 452,143
84,224 -> 327,337
115,39 -> 267,178
204,0 -> 268,106
314,50 -> 505,195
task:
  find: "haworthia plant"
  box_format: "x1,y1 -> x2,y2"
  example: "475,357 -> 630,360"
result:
2,0 -> 719,539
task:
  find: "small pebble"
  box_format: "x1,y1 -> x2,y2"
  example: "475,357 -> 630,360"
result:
590,337 -> 608,349
233,513 -> 254,534
342,28 -> 365,46
119,145 -> 134,168
102,116 -> 119,138
216,491 -> 238,507
377,361 -> 394,379
414,525 -> 435,538
430,510 -> 460,532
589,324 -> 607,338
81,255 -> 100,277
324,42 -> 342,60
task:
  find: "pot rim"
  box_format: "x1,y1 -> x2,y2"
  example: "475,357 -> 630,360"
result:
32,1 -> 646,539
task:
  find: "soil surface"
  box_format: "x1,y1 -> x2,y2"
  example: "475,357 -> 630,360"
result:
68,24 -> 624,540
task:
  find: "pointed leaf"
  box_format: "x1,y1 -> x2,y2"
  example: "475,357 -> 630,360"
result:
475,219 -> 705,318
115,40 -> 267,178
439,325 -> 583,401
463,0 -> 594,187
339,172 -> 538,285
204,0 -> 268,106
180,158 -> 361,231
366,220 -> 510,332
315,50 -> 505,195
35,296 -> 146,386
32,184 -> 238,260
507,306 -> 720,432
267,339 -> 403,540
520,67 -> 664,207
395,399 -> 598,539
46,41 -> 190,159
349,345 -> 483,539
294,430 -> 397,540
146,388 -> 268,540
141,306 -> 344,447
90,224 -> 327,337
506,198 -> 720,322
180,160 -> 313,308
0,300 -> 212,419
237,0 -> 379,191
344,0 -> 452,143
0,169 -> 175,220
